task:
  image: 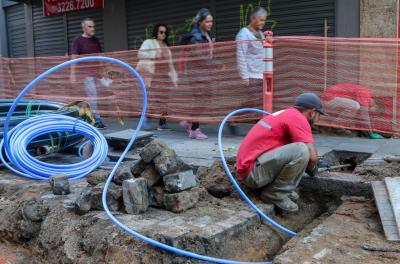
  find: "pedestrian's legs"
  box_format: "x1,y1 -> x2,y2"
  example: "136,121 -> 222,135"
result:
84,76 -> 100,121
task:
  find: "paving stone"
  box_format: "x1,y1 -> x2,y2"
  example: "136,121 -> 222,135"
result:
163,170 -> 197,193
113,164 -> 134,185
140,140 -> 168,163
49,174 -> 71,195
91,183 -> 122,211
154,148 -> 182,176
164,188 -> 199,213
86,169 -> 109,186
141,165 -> 161,187
122,178 -> 149,214
21,199 -> 47,222
105,129 -> 153,150
148,186 -> 165,208
74,187 -> 92,215
130,159 -> 146,177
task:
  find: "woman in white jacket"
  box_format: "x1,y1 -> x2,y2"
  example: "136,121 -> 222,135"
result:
236,7 -> 266,110
137,24 -> 178,130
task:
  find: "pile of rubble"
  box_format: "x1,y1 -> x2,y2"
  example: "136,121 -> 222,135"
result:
57,140 -> 200,215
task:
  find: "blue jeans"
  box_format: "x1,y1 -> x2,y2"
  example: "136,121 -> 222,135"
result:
84,76 -> 101,121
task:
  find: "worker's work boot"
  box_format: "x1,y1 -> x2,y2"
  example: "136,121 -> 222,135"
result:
261,196 -> 299,213
288,191 -> 299,201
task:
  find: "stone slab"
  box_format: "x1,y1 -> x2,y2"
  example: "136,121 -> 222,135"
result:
105,129 -> 153,150
300,172 -> 372,198
106,202 -> 260,247
384,177 -> 400,238
372,181 -> 400,241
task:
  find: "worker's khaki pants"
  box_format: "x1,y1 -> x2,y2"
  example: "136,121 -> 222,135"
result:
242,143 -> 310,201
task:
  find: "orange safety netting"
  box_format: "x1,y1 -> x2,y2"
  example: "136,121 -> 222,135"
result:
1,37 -> 400,135
274,36 -> 400,135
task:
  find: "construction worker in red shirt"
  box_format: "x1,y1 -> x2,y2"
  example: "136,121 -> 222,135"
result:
321,83 -> 384,139
236,93 -> 325,213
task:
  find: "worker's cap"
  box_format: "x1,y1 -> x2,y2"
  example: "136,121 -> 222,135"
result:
294,92 -> 326,115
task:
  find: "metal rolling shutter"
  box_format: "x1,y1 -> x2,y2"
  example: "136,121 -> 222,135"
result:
5,3 -> 27,58
66,8 -> 104,54
32,0 -> 67,56
126,0 -> 210,50
216,0 -> 335,41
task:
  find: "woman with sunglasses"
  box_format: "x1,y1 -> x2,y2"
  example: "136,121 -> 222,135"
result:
137,23 -> 178,130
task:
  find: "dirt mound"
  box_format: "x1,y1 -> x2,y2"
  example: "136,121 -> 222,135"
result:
353,159 -> 400,181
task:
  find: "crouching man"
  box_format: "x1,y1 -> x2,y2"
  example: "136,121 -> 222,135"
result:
236,93 -> 325,212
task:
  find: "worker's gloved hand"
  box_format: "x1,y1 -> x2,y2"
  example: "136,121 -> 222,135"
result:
317,158 -> 330,170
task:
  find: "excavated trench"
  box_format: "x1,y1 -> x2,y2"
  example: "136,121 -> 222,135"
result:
0,149 -> 388,263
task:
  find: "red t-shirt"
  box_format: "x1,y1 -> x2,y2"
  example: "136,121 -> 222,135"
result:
236,107 -> 314,180
321,83 -> 372,107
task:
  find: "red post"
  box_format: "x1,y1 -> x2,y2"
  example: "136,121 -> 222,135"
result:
263,31 -> 274,113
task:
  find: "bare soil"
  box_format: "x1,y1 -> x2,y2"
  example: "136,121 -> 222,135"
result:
353,160 -> 400,181
274,197 -> 400,264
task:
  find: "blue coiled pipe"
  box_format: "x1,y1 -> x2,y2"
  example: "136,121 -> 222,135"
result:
0,114 -> 107,180
217,108 -> 297,236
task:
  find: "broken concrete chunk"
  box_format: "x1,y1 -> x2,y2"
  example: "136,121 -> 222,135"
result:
148,186 -> 165,208
141,165 -> 162,187
21,199 -> 47,222
91,183 -> 122,211
383,155 -> 400,163
153,148 -> 181,176
122,178 -> 149,214
74,187 -> 92,215
130,159 -> 146,177
113,164 -> 134,185
86,169 -> 109,186
256,203 -> 276,217
163,170 -> 197,193
206,184 -> 232,198
140,140 -> 168,163
49,174 -> 71,195
164,188 -> 199,213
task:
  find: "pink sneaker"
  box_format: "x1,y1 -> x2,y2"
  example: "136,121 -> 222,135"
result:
189,128 -> 208,140
179,120 -> 192,133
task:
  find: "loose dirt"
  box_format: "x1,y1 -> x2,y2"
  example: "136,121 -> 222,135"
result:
274,197 -> 400,264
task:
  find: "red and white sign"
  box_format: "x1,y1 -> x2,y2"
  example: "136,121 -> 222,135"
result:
43,0 -> 104,17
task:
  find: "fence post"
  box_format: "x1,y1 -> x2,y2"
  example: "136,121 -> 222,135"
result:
263,31 -> 274,113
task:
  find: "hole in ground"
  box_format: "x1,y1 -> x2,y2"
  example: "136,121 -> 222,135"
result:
221,186 -> 342,261
320,150 -> 372,173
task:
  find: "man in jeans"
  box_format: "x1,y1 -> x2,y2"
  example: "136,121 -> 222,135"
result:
236,93 -> 324,212
70,18 -> 107,129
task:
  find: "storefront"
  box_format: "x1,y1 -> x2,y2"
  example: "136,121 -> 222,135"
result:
1,0 -> 357,58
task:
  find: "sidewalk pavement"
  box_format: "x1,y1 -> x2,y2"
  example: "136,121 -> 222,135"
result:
101,117 -> 400,167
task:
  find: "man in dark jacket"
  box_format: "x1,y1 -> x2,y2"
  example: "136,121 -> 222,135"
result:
70,18 -> 107,129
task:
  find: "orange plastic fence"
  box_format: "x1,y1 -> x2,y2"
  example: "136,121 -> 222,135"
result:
0,37 -> 400,135
274,36 -> 400,135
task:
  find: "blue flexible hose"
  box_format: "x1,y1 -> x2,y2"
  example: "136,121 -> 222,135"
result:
2,56 -> 278,263
95,57 -> 272,264
0,114 -> 107,180
217,109 -> 297,236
